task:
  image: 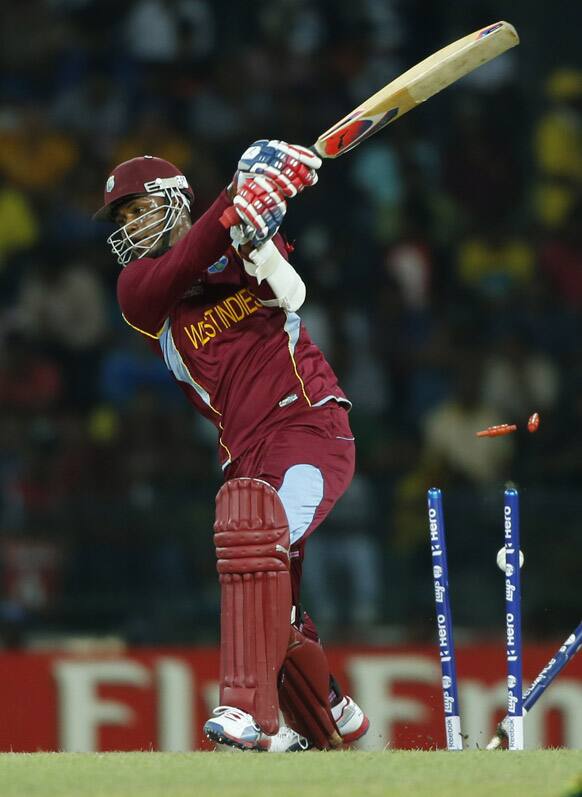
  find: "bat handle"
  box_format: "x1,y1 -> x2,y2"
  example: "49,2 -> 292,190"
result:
219,206 -> 242,229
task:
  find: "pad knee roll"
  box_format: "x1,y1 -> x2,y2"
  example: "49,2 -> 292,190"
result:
215,477 -> 291,735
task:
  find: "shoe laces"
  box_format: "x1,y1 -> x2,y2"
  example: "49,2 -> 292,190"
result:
278,727 -> 309,750
212,706 -> 252,720
212,706 -> 258,727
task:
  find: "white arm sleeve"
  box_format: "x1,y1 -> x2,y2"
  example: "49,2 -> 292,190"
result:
242,240 -> 306,312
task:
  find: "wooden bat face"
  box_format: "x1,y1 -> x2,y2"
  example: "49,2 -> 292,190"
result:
313,21 -> 519,159
219,21 -> 519,230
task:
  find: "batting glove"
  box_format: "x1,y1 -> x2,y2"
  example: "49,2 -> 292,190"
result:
236,139 -> 322,198
232,175 -> 287,244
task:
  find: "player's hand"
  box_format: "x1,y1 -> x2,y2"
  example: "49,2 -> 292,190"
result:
232,175 -> 287,244
236,139 -> 322,198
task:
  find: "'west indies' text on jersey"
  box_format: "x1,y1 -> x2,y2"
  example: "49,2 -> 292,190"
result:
116,189 -> 349,469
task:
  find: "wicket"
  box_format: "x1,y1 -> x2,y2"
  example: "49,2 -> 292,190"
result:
503,487 -> 523,749
487,619 -> 582,749
427,486 -> 524,750
428,487 -> 463,751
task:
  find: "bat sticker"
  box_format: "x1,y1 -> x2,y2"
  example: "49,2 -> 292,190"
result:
479,22 -> 504,38
321,108 -> 400,156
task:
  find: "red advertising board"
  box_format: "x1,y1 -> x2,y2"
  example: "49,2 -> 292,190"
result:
0,644 -> 581,751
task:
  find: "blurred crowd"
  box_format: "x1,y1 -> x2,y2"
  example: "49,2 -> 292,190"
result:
0,0 -> 581,647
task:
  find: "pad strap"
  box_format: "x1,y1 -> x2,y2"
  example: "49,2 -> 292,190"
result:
215,477 -> 291,735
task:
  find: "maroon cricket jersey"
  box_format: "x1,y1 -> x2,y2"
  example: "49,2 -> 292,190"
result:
116,189 -> 350,469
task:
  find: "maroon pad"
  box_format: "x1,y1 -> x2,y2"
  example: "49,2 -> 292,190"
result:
279,626 -> 343,749
214,478 -> 291,735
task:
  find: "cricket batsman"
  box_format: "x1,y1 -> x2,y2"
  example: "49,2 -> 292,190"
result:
94,141 -> 369,751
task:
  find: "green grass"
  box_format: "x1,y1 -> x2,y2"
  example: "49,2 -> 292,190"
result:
0,750 -> 580,797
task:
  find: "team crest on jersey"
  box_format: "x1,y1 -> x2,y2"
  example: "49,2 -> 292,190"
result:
208,255 -> 229,274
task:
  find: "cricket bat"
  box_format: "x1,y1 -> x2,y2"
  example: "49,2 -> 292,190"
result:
220,20 -> 519,228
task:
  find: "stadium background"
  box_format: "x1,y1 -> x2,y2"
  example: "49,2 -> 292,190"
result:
0,0 -> 580,719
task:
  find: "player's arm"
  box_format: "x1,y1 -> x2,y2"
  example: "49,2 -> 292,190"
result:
236,233 -> 306,313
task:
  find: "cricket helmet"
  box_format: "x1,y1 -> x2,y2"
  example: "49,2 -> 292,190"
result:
94,155 -> 194,221
95,156 -> 194,266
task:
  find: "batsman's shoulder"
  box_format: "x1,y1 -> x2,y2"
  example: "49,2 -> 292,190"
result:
116,257 -> 165,339
115,256 -> 143,311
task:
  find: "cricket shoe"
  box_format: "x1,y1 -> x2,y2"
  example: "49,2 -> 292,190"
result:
203,706 -> 262,751
263,698 -> 367,750
260,725 -> 311,752
332,696 -> 370,745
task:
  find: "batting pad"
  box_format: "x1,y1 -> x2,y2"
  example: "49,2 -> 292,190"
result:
214,478 -> 292,735
279,626 -> 343,749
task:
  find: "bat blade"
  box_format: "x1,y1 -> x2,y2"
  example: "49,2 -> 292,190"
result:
314,21 -> 519,158
219,21 -> 519,230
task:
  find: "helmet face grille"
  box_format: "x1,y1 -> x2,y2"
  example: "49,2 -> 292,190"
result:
106,187 -> 189,266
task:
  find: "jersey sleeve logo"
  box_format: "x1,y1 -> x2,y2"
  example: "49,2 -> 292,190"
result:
208,255 -> 229,274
